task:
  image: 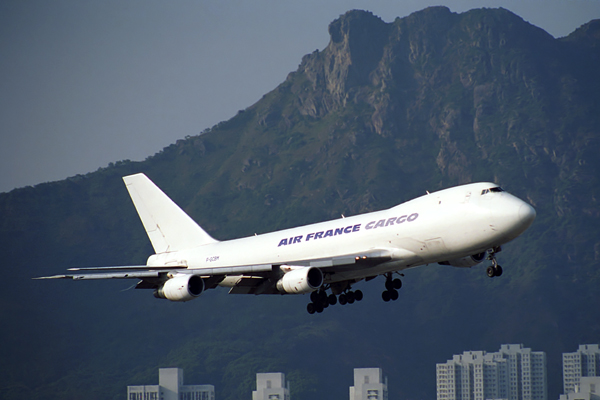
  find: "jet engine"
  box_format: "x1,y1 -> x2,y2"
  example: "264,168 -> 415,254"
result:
276,266 -> 323,294
438,252 -> 487,268
154,274 -> 204,302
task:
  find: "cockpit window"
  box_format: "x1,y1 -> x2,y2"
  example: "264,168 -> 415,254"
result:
481,187 -> 504,195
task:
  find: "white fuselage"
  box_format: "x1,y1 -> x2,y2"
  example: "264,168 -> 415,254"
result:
147,182 -> 536,285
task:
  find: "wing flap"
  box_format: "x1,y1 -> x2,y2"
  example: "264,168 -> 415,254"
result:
188,264 -> 273,276
228,277 -> 267,294
302,248 -> 417,270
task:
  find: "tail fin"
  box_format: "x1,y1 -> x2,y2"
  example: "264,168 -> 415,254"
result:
123,173 -> 218,253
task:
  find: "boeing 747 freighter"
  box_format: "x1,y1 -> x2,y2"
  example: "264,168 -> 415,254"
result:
36,173 -> 536,314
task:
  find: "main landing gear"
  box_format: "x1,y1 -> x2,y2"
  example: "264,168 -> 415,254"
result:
382,272 -> 402,302
485,246 -> 503,278
306,287 -> 363,314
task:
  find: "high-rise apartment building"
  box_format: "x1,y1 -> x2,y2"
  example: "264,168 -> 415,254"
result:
563,345 -> 600,395
349,368 -> 388,400
127,368 -> 215,400
252,372 -> 290,400
436,344 -> 546,400
560,376 -> 600,400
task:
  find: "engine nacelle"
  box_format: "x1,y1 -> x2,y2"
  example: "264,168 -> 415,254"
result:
439,252 -> 487,268
276,266 -> 323,294
154,274 -> 204,302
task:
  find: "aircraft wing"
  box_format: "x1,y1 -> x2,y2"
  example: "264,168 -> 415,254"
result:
34,270 -> 165,280
33,247 -> 418,294
33,263 -> 274,281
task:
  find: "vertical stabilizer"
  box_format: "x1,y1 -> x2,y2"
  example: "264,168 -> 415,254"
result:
123,173 -> 218,253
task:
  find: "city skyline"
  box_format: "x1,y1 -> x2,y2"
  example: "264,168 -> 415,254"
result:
126,344 -> 599,400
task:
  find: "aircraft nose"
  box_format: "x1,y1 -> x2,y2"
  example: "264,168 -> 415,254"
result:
518,202 -> 536,229
488,195 -> 536,241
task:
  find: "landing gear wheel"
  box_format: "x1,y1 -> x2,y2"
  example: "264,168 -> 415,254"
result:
393,278 -> 402,290
382,291 -> 391,302
354,290 -> 363,301
310,291 -> 320,303
307,303 -> 316,314
339,294 -> 348,305
315,303 -> 324,313
328,294 -> 337,305
494,265 -> 503,277
319,290 -> 328,303
385,279 -> 394,291
346,291 -> 355,304
390,289 -> 399,301
486,266 -> 496,278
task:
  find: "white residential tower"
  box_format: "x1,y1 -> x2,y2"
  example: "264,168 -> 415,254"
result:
252,372 -> 290,400
436,344 -> 546,400
350,368 -> 388,400
127,368 -> 214,400
563,345 -> 600,395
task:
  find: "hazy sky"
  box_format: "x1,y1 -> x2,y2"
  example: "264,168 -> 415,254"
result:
1,0 -> 599,193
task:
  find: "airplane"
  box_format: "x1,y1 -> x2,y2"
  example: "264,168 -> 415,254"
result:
35,173 -> 536,314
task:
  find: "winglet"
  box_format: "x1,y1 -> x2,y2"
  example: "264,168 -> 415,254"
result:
123,173 -> 218,253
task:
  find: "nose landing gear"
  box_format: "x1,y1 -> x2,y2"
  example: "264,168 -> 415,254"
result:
485,247 -> 503,277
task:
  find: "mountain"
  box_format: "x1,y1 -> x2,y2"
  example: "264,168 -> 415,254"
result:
1,6 -> 599,400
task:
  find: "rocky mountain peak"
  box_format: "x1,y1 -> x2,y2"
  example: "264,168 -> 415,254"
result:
289,7 -> 561,124
327,9 -> 386,44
